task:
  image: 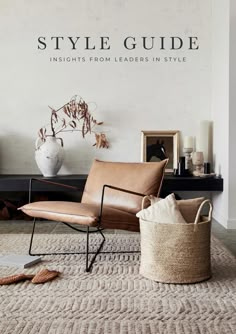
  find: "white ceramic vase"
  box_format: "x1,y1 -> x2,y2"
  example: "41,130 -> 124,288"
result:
35,136 -> 65,177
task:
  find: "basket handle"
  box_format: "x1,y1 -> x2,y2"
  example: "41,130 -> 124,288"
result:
193,199 -> 213,231
141,196 -> 151,210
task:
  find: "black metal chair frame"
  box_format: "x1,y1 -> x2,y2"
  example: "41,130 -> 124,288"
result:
28,178 -> 145,272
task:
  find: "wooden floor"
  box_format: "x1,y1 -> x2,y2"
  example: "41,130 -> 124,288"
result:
0,219 -> 235,256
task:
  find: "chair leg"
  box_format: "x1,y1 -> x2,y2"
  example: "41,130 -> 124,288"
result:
86,226 -> 89,272
29,218 -> 36,256
28,218 -> 106,272
85,227 -> 105,272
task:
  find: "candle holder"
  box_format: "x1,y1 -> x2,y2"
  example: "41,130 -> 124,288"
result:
192,152 -> 204,176
183,147 -> 193,172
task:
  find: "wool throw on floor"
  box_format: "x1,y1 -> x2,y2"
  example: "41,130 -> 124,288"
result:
0,233 -> 235,334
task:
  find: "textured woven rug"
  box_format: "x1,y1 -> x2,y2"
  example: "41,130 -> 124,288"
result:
0,233 -> 235,334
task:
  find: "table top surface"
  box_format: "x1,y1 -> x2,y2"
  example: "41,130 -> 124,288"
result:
0,174 -> 223,192
0,174 -> 222,180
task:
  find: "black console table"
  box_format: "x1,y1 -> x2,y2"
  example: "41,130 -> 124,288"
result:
0,174 -> 223,193
162,175 -> 223,192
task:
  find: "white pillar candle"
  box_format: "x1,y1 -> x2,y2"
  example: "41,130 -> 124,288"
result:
184,136 -> 193,148
196,120 -> 210,162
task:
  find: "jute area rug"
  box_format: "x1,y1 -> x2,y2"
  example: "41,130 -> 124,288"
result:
0,233 -> 235,334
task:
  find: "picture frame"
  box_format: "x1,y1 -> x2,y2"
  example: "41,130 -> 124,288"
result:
141,130 -> 180,173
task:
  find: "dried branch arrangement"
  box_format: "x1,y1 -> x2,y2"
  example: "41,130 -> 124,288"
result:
38,95 -> 109,148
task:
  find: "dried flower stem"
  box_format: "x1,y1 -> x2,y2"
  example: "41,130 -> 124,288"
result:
38,95 -> 109,149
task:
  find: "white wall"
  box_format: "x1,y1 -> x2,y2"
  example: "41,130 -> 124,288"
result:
211,0 -> 236,229
211,0 -> 230,228
228,0 -> 236,228
0,0 -> 212,174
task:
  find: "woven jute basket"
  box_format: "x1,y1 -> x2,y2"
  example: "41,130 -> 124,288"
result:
139,199 -> 213,284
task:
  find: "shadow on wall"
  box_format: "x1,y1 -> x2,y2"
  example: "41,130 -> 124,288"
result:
0,133 -> 96,175
0,132 -> 112,175
0,133 -> 38,174
61,144 -> 97,175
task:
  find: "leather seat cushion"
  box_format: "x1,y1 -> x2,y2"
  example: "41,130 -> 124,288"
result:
82,159 -> 168,214
19,201 -> 140,231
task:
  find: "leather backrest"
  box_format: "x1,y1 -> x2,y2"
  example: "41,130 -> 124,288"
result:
81,159 -> 168,214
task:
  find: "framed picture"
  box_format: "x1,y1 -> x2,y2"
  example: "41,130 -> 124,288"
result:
141,130 -> 180,173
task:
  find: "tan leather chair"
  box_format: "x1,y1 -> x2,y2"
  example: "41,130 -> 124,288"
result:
20,159 -> 168,271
